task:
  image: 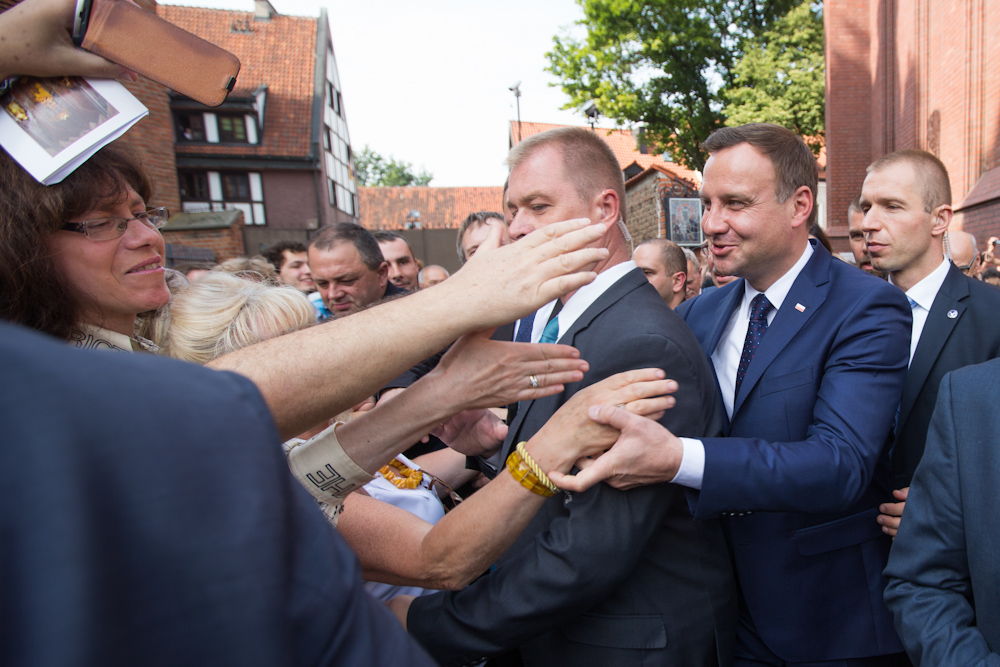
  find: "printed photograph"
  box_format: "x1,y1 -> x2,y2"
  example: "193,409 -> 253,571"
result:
3,77 -> 119,157
667,197 -> 703,246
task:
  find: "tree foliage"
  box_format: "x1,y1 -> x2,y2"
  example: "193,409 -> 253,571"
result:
354,146 -> 432,186
723,1 -> 825,154
547,0 -> 812,170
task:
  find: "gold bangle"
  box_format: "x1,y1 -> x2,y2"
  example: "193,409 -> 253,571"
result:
505,441 -> 558,497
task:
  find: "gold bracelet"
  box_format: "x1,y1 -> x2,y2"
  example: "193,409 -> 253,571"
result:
505,441 -> 558,497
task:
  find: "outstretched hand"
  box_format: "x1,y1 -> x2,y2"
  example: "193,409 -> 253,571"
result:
443,218 -> 610,329
430,328 -> 588,410
548,403 -> 683,492
0,0 -> 134,81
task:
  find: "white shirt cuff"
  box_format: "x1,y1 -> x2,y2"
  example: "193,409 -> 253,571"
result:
671,437 -> 706,489
285,422 -> 374,502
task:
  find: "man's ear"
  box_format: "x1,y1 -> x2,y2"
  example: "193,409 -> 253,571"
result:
672,271 -> 687,295
593,189 -> 620,225
789,185 -> 814,230
930,205 -> 953,238
377,261 -> 389,282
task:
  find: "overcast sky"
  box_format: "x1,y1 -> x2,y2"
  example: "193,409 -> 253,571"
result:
159,0 -> 591,186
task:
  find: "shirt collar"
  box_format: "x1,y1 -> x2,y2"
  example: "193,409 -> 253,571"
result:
898,257 -> 951,311
741,240 -> 814,316
542,260 -> 636,340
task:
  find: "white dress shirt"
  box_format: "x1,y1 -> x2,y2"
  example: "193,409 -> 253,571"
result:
673,242 -> 814,489
893,257 -> 949,364
514,261 -> 637,343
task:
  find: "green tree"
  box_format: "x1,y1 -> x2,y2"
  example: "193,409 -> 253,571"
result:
723,1 -> 825,154
354,146 -> 432,186
547,0 -> 801,170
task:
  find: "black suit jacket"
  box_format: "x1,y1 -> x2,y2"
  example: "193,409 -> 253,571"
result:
892,264 -> 1000,487
0,323 -> 432,667
408,268 -> 736,666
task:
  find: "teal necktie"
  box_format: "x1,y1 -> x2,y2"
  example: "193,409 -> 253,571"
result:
539,316 -> 560,344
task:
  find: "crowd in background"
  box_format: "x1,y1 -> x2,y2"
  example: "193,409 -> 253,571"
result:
3,1 -> 1000,666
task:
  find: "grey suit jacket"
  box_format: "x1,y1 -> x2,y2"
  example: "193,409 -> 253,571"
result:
892,264 -> 1000,487
408,268 -> 736,666
885,358 -> 1000,665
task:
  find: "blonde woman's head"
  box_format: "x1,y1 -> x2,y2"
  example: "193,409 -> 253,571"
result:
158,271 -> 314,364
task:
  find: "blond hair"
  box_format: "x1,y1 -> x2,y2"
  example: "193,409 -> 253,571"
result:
507,127 -> 625,212
156,271 -> 313,364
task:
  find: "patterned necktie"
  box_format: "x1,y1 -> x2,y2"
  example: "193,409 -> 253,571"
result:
735,294 -> 774,396
513,311 -> 536,343
539,316 -> 560,344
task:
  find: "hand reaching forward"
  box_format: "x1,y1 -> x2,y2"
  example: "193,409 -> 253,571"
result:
428,328 -> 589,411
0,0 -> 132,81
548,404 -> 684,492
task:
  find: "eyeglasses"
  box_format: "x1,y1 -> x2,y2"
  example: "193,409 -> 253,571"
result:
61,207 -> 169,241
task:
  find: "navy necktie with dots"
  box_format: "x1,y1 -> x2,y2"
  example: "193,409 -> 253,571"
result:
735,293 -> 774,397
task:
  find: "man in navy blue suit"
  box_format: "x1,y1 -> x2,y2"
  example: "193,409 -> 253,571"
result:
556,124 -> 912,665
859,150 -> 1000,538
884,359 -> 1000,664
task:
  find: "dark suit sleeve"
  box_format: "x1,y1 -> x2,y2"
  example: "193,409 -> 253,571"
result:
694,285 -> 910,517
407,332 -> 713,664
883,372 -> 1000,666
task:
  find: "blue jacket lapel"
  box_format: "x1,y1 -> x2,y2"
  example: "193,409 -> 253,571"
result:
898,264 -> 968,427
732,243 -> 831,415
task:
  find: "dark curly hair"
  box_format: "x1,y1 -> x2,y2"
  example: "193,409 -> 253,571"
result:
0,144 -> 152,340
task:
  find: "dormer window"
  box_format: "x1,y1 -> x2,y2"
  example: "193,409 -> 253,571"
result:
176,112 -> 206,142
217,114 -> 248,143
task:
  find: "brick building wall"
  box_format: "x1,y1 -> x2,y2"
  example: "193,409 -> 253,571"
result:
162,223 -> 246,264
262,170 -> 322,230
626,174 -> 660,243
826,0 -> 1000,252
625,167 -> 700,245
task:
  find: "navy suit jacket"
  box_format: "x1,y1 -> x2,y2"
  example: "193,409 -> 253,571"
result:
409,268 -> 736,666
677,242 -> 911,662
891,263 -> 1000,487
0,323 -> 432,667
884,359 -> 1000,665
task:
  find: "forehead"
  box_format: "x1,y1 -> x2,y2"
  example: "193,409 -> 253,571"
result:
462,221 -> 492,248
77,185 -> 145,217
862,160 -> 922,199
632,244 -> 665,268
701,143 -> 777,197
847,209 -> 865,231
310,242 -> 371,277
282,250 -> 307,264
506,145 -> 575,201
379,237 -> 413,259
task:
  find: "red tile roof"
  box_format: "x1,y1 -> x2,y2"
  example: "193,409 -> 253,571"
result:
158,4 -> 318,158
359,187 -> 504,230
510,120 -> 701,185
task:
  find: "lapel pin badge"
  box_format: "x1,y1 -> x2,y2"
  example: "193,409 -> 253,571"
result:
795,303 -> 806,312
947,309 -> 958,319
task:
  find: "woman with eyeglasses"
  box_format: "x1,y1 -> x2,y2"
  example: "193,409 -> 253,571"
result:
0,145 -> 169,351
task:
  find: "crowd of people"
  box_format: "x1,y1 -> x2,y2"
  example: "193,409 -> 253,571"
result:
3,0 -> 1000,665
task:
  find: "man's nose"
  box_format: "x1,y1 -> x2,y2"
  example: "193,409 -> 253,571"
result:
508,213 -> 532,240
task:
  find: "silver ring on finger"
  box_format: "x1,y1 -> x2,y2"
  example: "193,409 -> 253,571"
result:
528,374 -> 540,389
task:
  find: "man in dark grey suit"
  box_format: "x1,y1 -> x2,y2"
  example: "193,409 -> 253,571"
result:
403,127 -> 735,666
884,358 -> 1000,664
860,150 -> 1000,537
